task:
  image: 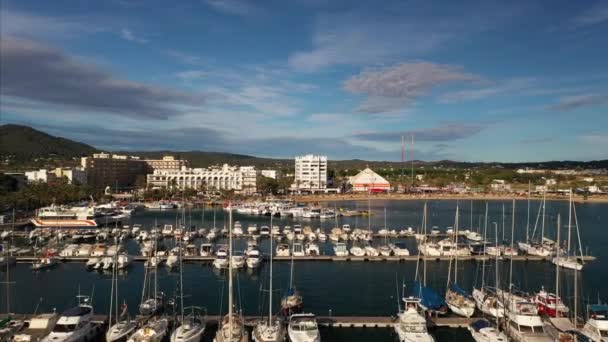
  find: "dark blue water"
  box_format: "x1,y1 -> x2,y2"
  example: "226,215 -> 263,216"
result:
2,199 -> 606,341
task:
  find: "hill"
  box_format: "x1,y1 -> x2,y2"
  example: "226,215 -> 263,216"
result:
1,124 -> 606,171
0,124 -> 97,162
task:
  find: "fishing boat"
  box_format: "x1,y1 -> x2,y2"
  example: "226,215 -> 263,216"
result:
467,319 -> 508,342
214,205 -> 249,342
394,296 -> 434,342
253,215 -> 286,342
287,314 -> 320,342
41,293 -> 95,342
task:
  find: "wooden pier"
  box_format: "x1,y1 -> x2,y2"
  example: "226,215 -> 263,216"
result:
13,254 -> 596,264
5,314 -> 472,329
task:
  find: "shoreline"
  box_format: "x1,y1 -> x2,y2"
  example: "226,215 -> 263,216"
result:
292,193 -> 608,203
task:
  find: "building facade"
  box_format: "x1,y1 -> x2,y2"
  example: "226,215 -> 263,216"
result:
81,153 -> 146,189
143,155 -> 189,172
147,164 -> 257,193
260,169 -> 279,179
292,154 -> 327,190
348,168 -> 390,192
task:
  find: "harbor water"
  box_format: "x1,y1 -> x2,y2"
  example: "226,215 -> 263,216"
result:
2,199 -> 606,341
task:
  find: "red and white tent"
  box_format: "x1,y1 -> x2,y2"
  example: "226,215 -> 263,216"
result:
349,168 -> 390,192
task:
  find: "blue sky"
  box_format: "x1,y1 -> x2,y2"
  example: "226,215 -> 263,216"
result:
1,0 -> 607,162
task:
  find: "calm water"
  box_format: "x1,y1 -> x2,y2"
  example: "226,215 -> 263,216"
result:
2,199 -> 606,341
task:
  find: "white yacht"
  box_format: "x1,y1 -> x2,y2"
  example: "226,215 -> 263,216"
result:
394,297 -> 434,342
287,314 -> 320,342
581,304 -> 608,341
213,246 -> 229,269
333,242 -> 349,257
389,242 -> 410,256
292,243 -> 305,257
305,243 -> 320,256
497,289 -> 553,342
467,319 -> 507,342
276,244 -> 290,257
200,243 -> 215,257
349,244 -> 365,257
41,295 -> 95,342
246,249 -> 262,268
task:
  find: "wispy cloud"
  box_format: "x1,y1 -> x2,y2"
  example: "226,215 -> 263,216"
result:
165,49 -> 206,65
203,0 -> 263,17
1,8 -> 108,39
440,78 -> 535,103
572,2 -> 608,26
0,36 -> 204,119
120,28 -> 149,44
551,93 -> 608,111
175,70 -> 208,81
353,122 -> 486,142
579,134 -> 608,145
519,137 -> 556,144
344,62 -> 479,113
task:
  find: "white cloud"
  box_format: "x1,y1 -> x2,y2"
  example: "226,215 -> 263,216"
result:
120,28 -> 149,44
551,93 -> 608,111
572,2 -> 608,26
439,78 -> 535,103
204,0 -> 262,16
175,70 -> 208,81
344,62 -> 479,113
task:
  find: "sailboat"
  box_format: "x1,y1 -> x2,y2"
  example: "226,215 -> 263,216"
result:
467,318 -> 508,342
473,203 -> 505,319
444,203 -> 476,318
171,236 -> 206,342
139,235 -> 165,316
214,204 -> 249,342
253,215 -> 286,342
281,237 -> 303,316
106,241 -> 137,342
412,203 -> 448,315
518,191 -> 552,257
378,207 -> 393,257
552,190 -> 584,271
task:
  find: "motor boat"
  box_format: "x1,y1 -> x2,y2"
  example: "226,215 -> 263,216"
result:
246,249 -> 262,268
350,245 -> 365,257
534,287 -> 569,317
12,313 -> 59,342
364,245 -> 379,257
305,243 -> 320,256
552,256 -> 583,271
378,244 -> 392,256
292,243 -> 305,257
32,256 -> 59,270
213,246 -> 229,269
394,296 -> 434,342
260,225 -> 270,237
497,288 -> 553,342
580,304 -> 608,342
200,243 -> 214,257
464,230 -> 483,242
128,317 -> 169,342
390,242 -> 410,256
276,244 -> 290,257
467,319 -> 508,342
287,314 -> 320,342
41,295 -> 95,342
333,243 -> 349,257
231,254 -> 245,269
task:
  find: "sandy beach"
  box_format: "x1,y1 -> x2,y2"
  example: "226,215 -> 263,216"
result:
293,193 -> 608,204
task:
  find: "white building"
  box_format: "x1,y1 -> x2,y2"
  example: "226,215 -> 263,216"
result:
545,178 -> 557,186
25,167 -> 87,185
260,169 -> 279,179
292,154 -> 327,191
348,168 -> 390,192
490,179 -> 511,191
25,169 -> 51,183
146,164 -> 257,193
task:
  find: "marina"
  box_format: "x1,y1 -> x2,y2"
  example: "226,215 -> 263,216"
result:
0,199 -> 606,341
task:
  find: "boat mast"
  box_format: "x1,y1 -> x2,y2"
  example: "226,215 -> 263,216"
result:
179,229 -> 184,322
454,203 -> 459,284
541,191 -> 546,245
501,203 -> 505,242
555,213 -> 561,303
423,202 -> 427,286
481,203 -> 488,290
269,214 -> 273,327
567,189 -> 573,258
509,199 -> 515,284
526,181 -> 531,243
228,203 -> 233,336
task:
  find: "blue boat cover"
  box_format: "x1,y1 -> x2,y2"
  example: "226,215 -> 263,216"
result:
412,281 -> 445,311
590,304 -> 608,312
470,319 -> 490,332
284,288 -> 296,297
449,283 -> 471,298
62,306 -> 92,316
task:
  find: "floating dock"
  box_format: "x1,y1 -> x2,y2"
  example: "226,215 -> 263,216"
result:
13,254 -> 596,263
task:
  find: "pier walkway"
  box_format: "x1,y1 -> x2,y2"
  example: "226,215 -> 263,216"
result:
13,254 -> 596,263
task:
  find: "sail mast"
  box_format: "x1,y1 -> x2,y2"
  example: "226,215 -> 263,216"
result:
481,203 -> 487,290
555,213 -> 561,301
228,203 -> 233,336
269,214 -> 274,326
510,199 -> 515,284
567,189 -> 573,257
526,181 -> 531,243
